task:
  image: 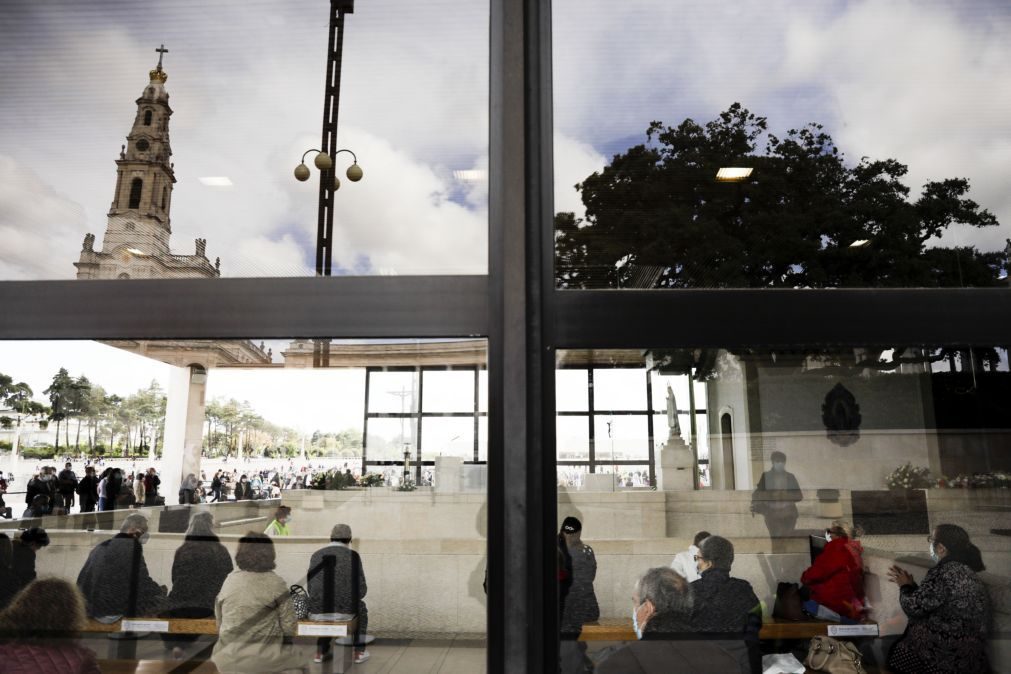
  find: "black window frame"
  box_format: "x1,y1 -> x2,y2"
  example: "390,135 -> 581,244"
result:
2,1 -> 1011,672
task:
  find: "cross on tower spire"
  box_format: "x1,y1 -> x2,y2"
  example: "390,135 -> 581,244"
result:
155,44 -> 169,69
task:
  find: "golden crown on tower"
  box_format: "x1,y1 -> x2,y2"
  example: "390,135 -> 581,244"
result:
149,66 -> 168,83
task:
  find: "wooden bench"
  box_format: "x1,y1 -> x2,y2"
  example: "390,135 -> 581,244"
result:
579,617 -> 878,641
84,616 -> 358,673
99,660 -> 220,674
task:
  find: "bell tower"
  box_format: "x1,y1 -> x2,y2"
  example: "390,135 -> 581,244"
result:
102,44 -> 176,257
76,46 -> 217,280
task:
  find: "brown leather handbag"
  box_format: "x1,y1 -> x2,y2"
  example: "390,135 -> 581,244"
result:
804,635 -> 865,673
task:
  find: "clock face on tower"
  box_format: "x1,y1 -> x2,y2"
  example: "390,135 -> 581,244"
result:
136,138 -> 150,152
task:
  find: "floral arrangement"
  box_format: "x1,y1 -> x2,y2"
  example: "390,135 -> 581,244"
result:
886,463 -> 1010,490
934,472 -> 1010,489
884,463 -> 933,490
395,477 -> 417,492
359,473 -> 386,488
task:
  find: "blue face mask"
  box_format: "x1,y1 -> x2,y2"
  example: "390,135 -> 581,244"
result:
929,543 -> 939,562
632,604 -> 643,640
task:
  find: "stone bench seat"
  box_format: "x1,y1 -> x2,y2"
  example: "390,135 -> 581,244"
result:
579,617 -> 879,641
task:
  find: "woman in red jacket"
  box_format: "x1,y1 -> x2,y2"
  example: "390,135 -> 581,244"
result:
801,520 -> 865,621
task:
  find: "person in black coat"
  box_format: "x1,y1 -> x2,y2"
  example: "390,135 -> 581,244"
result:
0,533 -> 17,610
306,523 -> 369,663
596,567 -> 749,674
690,535 -> 761,673
9,528 -> 50,602
160,512 -> 233,655
76,466 -> 99,513
57,462 -> 78,511
76,513 -> 166,617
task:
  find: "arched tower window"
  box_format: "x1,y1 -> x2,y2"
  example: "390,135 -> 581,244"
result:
143,110 -> 153,126
162,186 -> 168,209
128,178 -> 143,209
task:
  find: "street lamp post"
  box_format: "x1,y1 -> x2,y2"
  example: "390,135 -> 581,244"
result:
293,0 -> 360,367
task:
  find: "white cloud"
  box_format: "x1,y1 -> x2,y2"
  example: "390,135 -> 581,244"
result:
0,156 -> 87,279
553,134 -> 606,220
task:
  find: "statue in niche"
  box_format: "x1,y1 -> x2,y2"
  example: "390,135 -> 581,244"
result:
822,383 -> 862,447
82,233 -> 95,252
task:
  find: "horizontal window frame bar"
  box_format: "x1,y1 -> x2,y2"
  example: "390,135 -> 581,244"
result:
552,288 -> 1011,348
0,276 -> 489,340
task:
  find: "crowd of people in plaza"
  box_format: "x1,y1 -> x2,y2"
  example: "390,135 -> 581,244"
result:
557,516 -> 992,674
0,509 -> 370,673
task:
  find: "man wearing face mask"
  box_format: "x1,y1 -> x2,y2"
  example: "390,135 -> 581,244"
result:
76,513 -> 167,619
596,567 -> 748,673
750,451 -> 802,544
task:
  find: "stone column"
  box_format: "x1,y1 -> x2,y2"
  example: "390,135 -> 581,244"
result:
161,365 -> 207,504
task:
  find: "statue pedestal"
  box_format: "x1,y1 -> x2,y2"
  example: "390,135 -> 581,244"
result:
659,438 -> 695,491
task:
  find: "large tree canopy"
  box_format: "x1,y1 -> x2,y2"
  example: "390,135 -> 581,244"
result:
556,103 -> 1002,289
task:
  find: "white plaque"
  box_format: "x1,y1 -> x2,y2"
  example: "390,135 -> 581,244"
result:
827,624 -> 878,637
121,619 -> 170,633
298,623 -> 348,637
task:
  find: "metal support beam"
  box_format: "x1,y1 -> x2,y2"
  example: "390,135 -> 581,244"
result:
487,0 -> 556,671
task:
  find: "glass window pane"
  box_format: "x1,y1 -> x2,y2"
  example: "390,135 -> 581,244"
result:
367,370 -> 419,413
553,2 -> 1010,289
558,344 -> 1011,663
593,368 -> 646,411
557,415 -> 590,460
556,368 -> 589,411
593,414 -> 649,461
421,416 -> 475,461
422,370 -> 475,413
3,2 -> 488,280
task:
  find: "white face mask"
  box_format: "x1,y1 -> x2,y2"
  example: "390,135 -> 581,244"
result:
825,532 -> 832,542
631,604 -> 643,640
929,542 -> 939,562
772,462 -> 786,472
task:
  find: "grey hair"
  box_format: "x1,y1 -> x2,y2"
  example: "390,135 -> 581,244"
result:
698,535 -> 735,570
636,567 -> 692,617
120,513 -> 149,534
187,511 -> 216,537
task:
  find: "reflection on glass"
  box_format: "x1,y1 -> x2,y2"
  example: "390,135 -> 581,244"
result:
422,370 -> 475,413
554,1 -> 1009,290
3,2 -> 488,280
556,345 -> 1010,672
0,338 -> 488,659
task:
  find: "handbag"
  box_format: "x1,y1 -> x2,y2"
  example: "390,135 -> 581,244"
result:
804,635 -> 865,673
290,584 -> 310,620
772,582 -> 804,621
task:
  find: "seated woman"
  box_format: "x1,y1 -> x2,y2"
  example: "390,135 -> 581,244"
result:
0,578 -> 101,673
212,532 -> 305,674
800,520 -> 865,622
161,512 -> 233,659
886,524 -> 990,674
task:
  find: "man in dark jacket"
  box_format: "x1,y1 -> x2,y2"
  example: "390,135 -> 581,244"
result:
690,535 -> 762,673
77,513 -> 166,617
143,467 -> 161,506
597,567 -> 748,674
58,462 -> 78,511
306,523 -> 369,665
76,465 -> 99,513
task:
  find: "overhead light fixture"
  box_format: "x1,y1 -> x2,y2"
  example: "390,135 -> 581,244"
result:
125,248 -> 147,256
849,239 -> 870,248
199,176 -> 234,187
453,169 -> 487,182
716,167 -> 753,182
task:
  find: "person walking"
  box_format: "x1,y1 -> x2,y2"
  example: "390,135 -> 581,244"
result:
58,462 -> 78,512
76,466 -> 99,513
210,471 -> 223,503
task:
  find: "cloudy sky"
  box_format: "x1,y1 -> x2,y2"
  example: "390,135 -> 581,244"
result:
0,0 -> 1008,281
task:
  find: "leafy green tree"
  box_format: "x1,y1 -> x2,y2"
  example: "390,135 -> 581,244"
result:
556,103 -> 1002,289
44,368 -> 74,450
